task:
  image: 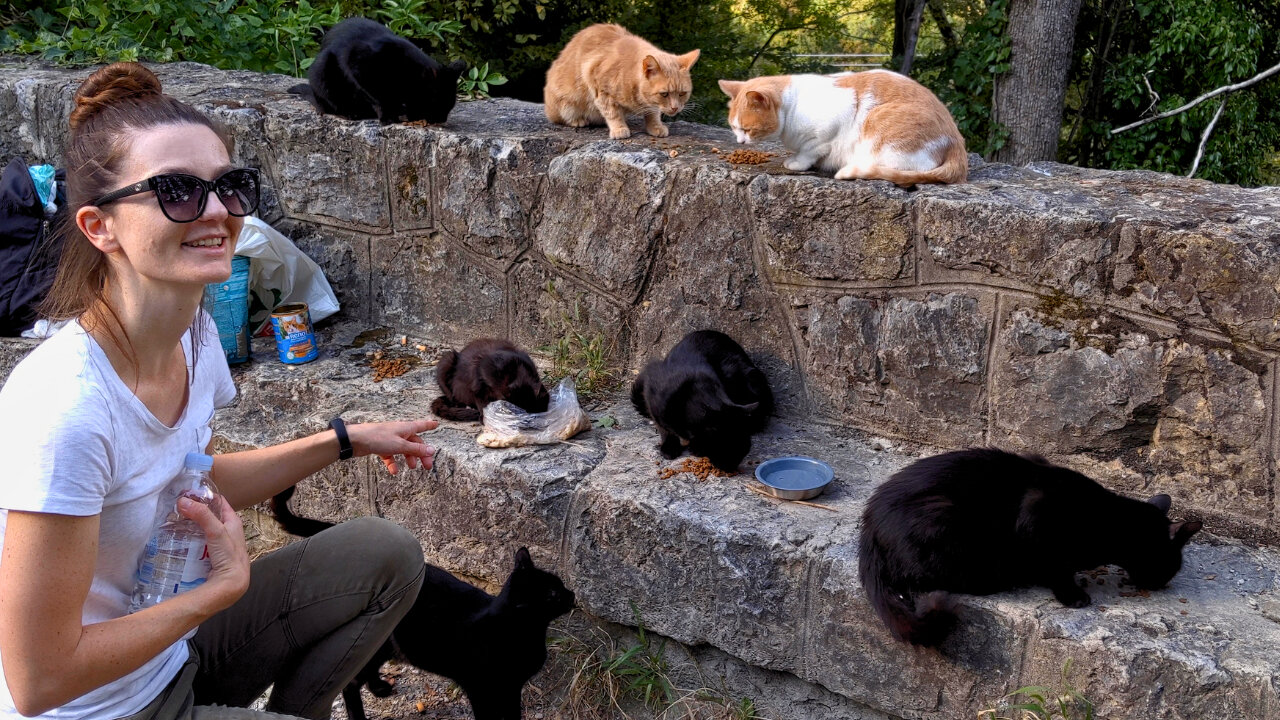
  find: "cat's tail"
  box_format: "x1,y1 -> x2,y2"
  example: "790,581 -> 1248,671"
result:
858,533 -> 958,646
270,485 -> 337,538
869,138 -> 969,187
429,397 -> 482,422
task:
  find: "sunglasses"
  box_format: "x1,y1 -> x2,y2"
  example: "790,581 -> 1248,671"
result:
92,168 -> 261,223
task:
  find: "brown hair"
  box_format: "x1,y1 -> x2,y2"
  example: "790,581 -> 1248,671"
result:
44,62 -> 232,376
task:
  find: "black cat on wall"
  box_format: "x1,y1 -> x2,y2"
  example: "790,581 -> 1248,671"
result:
859,448 -> 1202,647
632,330 -> 774,472
289,17 -> 466,124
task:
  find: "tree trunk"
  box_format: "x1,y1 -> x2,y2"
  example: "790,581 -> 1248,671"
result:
891,0 -> 928,74
990,0 -> 1083,164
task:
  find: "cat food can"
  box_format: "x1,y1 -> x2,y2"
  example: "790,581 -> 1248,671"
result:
270,302 -> 319,364
204,255 -> 251,365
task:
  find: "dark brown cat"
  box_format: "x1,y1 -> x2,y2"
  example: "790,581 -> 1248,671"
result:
431,338 -> 550,421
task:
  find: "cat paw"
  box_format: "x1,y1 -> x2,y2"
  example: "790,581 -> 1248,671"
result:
609,126 -> 632,139
783,158 -> 814,172
646,123 -> 670,138
833,166 -> 860,180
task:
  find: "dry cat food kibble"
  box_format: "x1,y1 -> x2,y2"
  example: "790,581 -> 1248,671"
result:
658,456 -> 735,481
724,149 -> 774,165
371,356 -> 412,382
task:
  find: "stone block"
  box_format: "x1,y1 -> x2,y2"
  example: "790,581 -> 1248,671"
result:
991,304 -> 1272,538
507,257 -> 631,367
791,291 -> 992,446
749,173 -> 914,285
0,65 -> 76,165
428,131 -> 571,260
535,145 -> 670,303
370,231 -> 505,341
273,220 -> 373,325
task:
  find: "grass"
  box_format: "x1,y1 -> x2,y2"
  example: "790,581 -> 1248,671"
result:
978,660 -> 1096,720
537,280 -> 624,402
543,607 -> 769,720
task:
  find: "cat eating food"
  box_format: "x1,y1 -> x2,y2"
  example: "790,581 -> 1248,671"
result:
431,338 -> 550,422
859,448 -> 1202,647
718,70 -> 967,186
289,17 -> 466,125
270,487 -> 576,720
631,330 -> 773,473
544,23 -> 699,139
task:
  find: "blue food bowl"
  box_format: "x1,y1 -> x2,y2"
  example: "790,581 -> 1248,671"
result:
754,456 -> 835,500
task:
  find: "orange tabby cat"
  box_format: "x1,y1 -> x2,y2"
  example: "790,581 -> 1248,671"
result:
718,70 -> 967,185
544,24 -> 699,139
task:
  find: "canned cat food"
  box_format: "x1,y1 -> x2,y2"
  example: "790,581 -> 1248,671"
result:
270,302 -> 318,364
204,255 -> 251,364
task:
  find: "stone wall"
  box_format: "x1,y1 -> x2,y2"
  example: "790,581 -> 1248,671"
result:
4,58 -> 1280,543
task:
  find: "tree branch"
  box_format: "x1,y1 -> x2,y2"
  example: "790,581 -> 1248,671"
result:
1187,99 -> 1226,178
1111,60 -> 1280,134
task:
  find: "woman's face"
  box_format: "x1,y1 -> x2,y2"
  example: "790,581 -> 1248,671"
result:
93,122 -> 244,290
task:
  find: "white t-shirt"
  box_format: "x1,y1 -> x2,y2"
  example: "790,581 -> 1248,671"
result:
0,314 -> 236,720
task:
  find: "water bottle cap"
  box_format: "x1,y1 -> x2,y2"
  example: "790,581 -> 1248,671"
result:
184,452 -> 214,471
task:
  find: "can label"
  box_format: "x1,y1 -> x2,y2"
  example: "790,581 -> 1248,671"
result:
204,255 -> 251,364
270,302 -> 318,364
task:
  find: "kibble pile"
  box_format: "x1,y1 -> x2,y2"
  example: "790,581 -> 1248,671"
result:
658,456 -> 735,481
370,356 -> 413,382
723,149 -> 774,165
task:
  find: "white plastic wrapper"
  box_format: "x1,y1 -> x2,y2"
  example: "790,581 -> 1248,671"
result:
477,378 -> 592,448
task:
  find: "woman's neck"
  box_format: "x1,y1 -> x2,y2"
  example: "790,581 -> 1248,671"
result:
88,279 -> 203,381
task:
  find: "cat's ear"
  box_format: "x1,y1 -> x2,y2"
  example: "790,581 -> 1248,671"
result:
1147,494 -> 1172,515
745,90 -> 773,110
1170,520 -> 1202,546
514,546 -> 533,569
642,55 -> 662,79
678,49 -> 700,70
718,79 -> 745,99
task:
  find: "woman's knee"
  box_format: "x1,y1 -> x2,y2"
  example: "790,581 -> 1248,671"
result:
329,516 -> 424,586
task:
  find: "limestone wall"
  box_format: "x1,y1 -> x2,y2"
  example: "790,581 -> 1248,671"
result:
4,58 -> 1280,543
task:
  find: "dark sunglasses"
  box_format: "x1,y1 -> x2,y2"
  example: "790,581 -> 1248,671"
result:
92,168 -> 260,223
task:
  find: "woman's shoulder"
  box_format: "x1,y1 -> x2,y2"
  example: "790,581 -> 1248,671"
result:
0,322 -> 111,417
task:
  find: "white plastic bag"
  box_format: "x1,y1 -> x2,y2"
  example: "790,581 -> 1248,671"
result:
477,378 -> 592,448
235,217 -> 340,334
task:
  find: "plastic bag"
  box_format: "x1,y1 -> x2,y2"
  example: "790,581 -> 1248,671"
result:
235,217 -> 340,335
477,378 -> 592,448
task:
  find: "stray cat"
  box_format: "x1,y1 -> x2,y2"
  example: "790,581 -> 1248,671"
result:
718,69 -> 967,186
270,486 -> 576,720
859,448 -> 1202,647
544,23 -> 700,139
631,330 -> 773,472
431,338 -> 550,422
288,17 -> 466,124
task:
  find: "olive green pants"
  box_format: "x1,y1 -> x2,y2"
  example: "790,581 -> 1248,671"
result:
119,516 -> 425,720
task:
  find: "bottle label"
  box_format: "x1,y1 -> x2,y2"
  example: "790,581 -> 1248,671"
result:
177,538 -> 210,591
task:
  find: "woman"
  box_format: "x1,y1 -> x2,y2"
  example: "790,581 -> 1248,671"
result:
0,63 -> 435,720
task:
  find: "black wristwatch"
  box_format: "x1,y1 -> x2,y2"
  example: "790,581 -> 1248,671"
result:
329,417 -> 354,460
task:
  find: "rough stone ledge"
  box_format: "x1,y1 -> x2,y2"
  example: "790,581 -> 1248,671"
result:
22,323 -> 1255,720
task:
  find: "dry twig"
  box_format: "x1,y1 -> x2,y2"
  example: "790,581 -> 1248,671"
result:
1111,60 -> 1280,134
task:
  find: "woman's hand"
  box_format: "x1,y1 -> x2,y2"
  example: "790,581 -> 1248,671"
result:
347,418 -> 438,475
178,495 -> 250,610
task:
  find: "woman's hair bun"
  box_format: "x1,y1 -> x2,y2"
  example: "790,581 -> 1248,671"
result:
69,62 -> 163,131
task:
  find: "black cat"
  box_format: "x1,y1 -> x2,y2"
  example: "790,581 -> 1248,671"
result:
288,17 -> 466,124
631,330 -> 773,472
431,338 -> 550,422
859,448 -> 1203,647
270,486 -> 576,720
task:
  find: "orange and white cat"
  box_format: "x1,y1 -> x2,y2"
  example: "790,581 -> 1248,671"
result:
718,70 -> 967,185
545,24 -> 699,139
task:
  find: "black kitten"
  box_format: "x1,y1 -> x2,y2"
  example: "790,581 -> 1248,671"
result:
859,448 -> 1202,647
631,330 -> 773,472
270,487 -> 576,720
431,338 -> 550,422
289,17 -> 466,124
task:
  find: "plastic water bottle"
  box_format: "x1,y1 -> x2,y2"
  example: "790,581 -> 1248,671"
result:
129,453 -> 221,613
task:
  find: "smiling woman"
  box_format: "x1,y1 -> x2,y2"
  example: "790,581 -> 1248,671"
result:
0,63 -> 440,720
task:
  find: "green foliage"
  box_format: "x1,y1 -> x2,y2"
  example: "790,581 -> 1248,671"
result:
1,0 -> 343,76
979,660 -> 1096,720
1062,0 -> 1280,185
537,280 -> 621,402
912,0 -> 1011,156
456,61 -> 508,99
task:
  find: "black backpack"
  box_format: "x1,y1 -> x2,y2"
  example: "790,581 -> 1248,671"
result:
0,157 -> 66,336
